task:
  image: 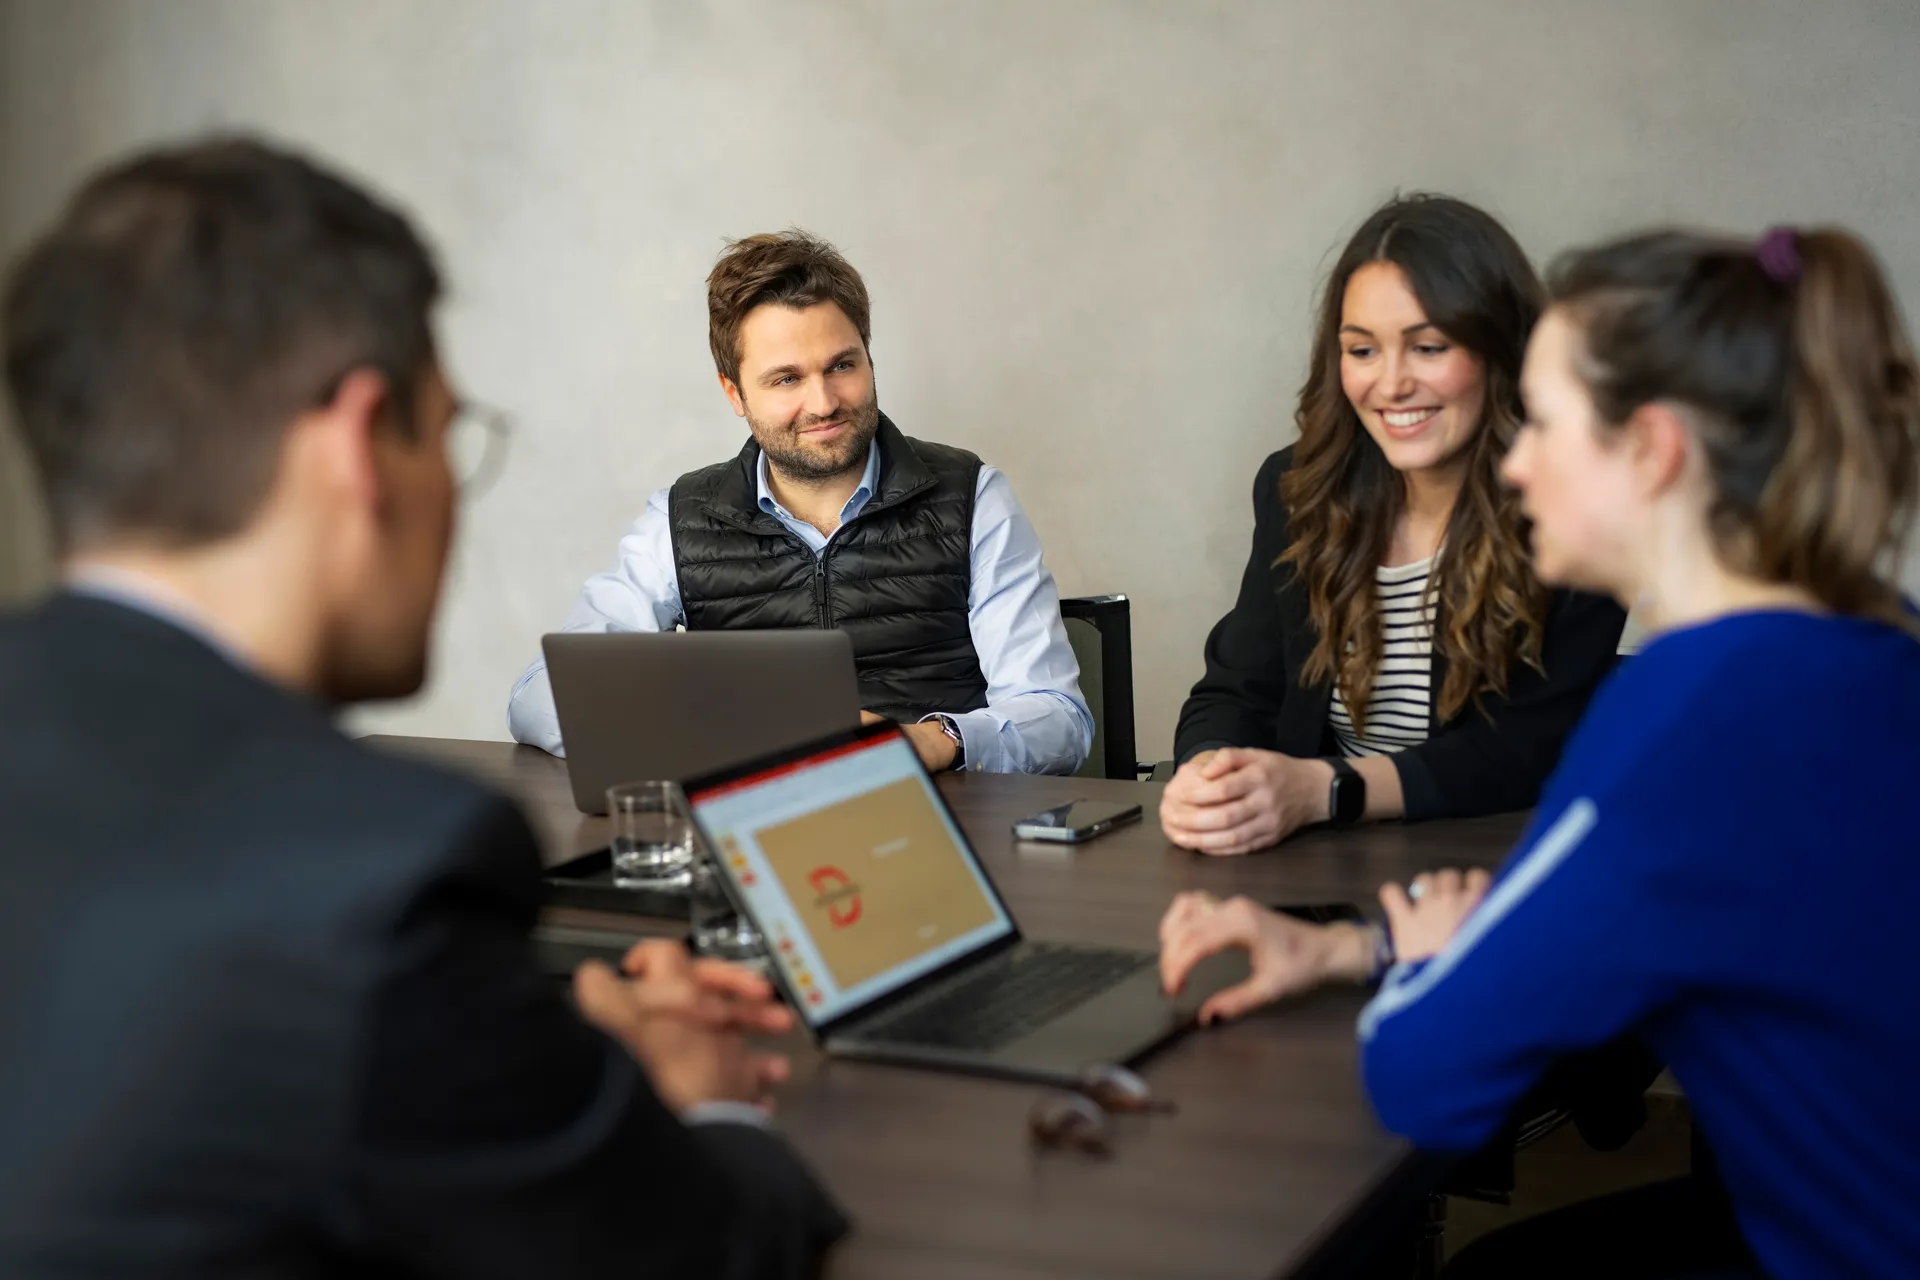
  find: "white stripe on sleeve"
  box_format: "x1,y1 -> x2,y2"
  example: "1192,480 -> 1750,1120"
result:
1357,798 -> 1599,1041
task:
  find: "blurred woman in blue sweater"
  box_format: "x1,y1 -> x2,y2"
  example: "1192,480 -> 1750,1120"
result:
1159,224 -> 1920,1279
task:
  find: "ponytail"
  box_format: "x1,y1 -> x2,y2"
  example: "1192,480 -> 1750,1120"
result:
1548,227 -> 1920,627
1761,231 -> 1919,623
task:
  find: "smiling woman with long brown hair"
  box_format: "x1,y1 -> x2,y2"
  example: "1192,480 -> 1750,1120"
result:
1159,221 -> 1920,1278
1164,195 -> 1626,853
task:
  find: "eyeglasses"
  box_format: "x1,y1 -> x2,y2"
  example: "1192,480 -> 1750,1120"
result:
1027,1064 -> 1176,1158
309,368 -> 513,497
447,399 -> 512,495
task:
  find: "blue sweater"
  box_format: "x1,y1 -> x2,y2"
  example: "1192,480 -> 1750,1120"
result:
1359,611 -> 1920,1277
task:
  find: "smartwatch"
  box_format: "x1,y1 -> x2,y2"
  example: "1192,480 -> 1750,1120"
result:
1324,756 -> 1366,827
933,714 -> 966,771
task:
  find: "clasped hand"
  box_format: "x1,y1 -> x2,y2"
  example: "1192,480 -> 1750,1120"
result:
1158,748 -> 1333,855
574,938 -> 795,1114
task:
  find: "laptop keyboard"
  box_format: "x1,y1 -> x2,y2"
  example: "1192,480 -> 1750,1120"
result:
855,941 -> 1152,1052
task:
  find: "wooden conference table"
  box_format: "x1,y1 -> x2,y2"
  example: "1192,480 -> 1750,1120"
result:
367,736 -> 1527,1280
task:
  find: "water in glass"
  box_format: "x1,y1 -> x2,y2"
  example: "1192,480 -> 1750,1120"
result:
606,781 -> 694,887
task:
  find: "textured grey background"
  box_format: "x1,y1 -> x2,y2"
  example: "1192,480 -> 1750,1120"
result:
3,1 -> 1917,750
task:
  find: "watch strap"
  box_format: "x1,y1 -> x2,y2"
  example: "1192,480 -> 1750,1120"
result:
1324,755 -> 1364,827
934,714 -> 966,771
1364,920 -> 1395,985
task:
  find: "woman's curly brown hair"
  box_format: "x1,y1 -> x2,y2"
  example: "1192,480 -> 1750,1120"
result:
1281,195 -> 1549,729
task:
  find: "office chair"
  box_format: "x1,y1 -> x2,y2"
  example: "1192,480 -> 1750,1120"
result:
1059,595 -> 1148,781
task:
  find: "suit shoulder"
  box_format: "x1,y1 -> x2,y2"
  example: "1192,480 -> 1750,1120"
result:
0,597 -> 69,668
1246,446 -> 1298,538
1259,445 -> 1297,490
0,609 -> 36,674
224,730 -> 539,883
337,737 -> 510,816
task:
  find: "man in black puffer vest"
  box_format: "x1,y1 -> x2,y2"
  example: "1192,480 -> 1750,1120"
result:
510,231 -> 1090,775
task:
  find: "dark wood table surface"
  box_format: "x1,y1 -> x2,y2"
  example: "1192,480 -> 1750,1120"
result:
365,735 -> 1527,1280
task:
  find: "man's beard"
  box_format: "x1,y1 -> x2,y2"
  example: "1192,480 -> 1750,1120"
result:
750,394 -> 882,482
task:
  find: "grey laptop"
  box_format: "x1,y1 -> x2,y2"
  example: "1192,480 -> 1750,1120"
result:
542,630 -> 860,814
681,722 -> 1239,1084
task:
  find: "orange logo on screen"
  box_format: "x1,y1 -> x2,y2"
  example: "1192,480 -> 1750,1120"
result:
807,865 -> 863,929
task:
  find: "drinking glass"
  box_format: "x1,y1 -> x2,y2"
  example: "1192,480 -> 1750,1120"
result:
687,852 -> 766,965
606,781 -> 695,887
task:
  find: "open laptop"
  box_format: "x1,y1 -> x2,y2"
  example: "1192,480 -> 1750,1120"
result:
681,721 -> 1238,1084
543,630 -> 860,814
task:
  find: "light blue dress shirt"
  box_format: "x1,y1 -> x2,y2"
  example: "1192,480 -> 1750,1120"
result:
508,441 -> 1093,775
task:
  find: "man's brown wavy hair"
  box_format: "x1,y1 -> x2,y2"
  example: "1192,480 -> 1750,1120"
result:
707,229 -> 870,385
1281,194 -> 1549,730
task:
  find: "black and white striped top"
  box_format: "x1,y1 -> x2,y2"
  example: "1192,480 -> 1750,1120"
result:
1327,557 -> 1435,757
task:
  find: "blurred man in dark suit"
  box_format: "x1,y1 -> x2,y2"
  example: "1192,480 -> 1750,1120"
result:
0,137 -> 845,1278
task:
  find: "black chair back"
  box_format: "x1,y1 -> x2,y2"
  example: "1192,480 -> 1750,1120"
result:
1060,594 -> 1138,781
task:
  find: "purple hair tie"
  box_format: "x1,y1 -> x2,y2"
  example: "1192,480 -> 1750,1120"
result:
1756,226 -> 1801,285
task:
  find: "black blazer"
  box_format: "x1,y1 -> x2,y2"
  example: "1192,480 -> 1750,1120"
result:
1174,447 -> 1627,820
0,594 -> 847,1278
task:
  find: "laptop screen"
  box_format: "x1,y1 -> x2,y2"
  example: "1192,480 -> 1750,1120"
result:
684,730 -> 1015,1026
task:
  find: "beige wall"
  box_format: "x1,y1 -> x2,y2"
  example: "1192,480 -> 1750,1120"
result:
3,0 -> 1917,749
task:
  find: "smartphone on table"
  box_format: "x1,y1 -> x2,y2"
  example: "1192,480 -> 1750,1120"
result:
1011,798 -> 1144,843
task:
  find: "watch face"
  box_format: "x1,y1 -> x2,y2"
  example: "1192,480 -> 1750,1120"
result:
1332,771 -> 1365,825
937,716 -> 965,769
